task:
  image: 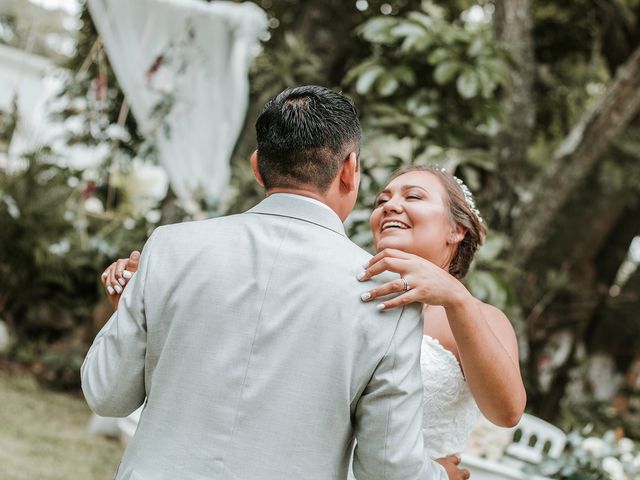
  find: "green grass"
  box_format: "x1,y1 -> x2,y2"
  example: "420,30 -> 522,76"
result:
0,372 -> 123,480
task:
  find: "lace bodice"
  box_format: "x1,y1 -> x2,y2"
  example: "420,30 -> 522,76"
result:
421,335 -> 479,458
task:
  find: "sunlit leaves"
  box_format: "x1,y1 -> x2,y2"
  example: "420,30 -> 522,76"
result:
456,69 -> 480,98
433,60 -> 460,84
355,64 -> 385,95
346,4 -> 510,147
358,17 -> 397,44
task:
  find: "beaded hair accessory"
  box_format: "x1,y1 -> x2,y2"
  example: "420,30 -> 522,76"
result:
435,166 -> 484,224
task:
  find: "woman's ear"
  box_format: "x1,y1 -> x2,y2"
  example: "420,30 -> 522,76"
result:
448,224 -> 466,245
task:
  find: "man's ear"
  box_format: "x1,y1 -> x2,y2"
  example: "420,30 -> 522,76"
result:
338,151 -> 358,194
250,150 -> 265,187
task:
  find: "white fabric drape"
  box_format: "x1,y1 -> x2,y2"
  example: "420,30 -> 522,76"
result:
87,0 -> 267,209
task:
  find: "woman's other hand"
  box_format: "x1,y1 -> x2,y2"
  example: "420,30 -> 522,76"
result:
436,455 -> 470,480
100,251 -> 140,310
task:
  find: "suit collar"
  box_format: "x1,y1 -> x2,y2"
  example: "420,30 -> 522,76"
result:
247,193 -> 347,237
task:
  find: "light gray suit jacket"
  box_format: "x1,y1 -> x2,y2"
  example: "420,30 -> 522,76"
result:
81,194 -> 447,480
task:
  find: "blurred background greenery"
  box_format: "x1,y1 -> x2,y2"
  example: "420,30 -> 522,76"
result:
1,0 -> 640,478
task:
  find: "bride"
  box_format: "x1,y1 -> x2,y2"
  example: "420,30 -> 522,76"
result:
101,165 -> 526,477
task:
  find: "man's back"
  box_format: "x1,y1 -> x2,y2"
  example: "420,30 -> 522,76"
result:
82,195 -> 431,479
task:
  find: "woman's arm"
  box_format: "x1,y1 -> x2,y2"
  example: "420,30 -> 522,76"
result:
358,248 -> 526,427
444,291 -> 525,427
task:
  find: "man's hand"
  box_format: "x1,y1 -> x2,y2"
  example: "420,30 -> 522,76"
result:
436,455 -> 470,480
100,251 -> 140,310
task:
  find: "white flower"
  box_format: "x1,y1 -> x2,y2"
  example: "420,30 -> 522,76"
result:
583,437 -> 607,458
133,161 -> 169,201
123,217 -> 136,230
106,124 -> 131,143
84,197 -> 104,214
582,423 -> 595,435
602,456 -> 625,480
621,452 -> 633,463
70,97 -> 87,112
82,169 -> 100,181
111,159 -> 170,218
128,159 -> 169,204
145,209 -> 162,224
64,143 -> 111,170
49,239 -> 70,256
618,438 -> 635,455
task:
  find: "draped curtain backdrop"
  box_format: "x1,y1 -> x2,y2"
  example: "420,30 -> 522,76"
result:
88,0 -> 267,210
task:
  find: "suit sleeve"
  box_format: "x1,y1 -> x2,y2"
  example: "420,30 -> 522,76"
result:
352,305 -> 448,480
80,229 -> 159,417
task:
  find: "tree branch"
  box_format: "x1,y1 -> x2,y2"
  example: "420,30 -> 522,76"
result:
510,44 -> 640,268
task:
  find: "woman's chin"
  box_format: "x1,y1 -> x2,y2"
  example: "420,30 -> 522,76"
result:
375,236 -> 408,253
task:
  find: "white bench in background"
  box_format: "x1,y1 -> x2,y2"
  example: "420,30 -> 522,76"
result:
461,413 -> 567,480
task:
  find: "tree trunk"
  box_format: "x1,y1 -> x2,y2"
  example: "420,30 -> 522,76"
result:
518,164 -> 639,419
510,45 -> 640,268
485,0 -> 536,230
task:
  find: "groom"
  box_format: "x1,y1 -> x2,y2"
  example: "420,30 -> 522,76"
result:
82,86 -> 457,479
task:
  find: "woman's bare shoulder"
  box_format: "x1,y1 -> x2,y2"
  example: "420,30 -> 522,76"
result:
478,301 -> 518,344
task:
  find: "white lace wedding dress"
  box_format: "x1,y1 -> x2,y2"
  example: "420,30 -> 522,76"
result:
420,335 -> 479,458
348,335 -> 479,478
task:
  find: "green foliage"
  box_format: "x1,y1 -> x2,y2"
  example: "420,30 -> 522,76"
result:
0,152 -> 175,387
37,345 -> 86,390
0,97 -> 18,153
345,2 -> 509,152
250,32 -> 323,103
532,0 -> 616,148
465,232 -> 513,310
0,159 -> 95,339
599,128 -> 640,202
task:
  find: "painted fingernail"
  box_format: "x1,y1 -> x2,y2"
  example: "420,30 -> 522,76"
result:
118,278 -> 126,286
114,284 -> 123,294
377,303 -> 386,311
101,271 -> 108,278
122,270 -> 133,279
360,292 -> 371,302
357,270 -> 366,281
107,286 -> 115,295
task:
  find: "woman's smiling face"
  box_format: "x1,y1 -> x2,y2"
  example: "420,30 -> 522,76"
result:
370,170 -> 458,268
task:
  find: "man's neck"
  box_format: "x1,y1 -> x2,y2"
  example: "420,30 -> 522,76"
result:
266,187 -> 349,221
266,187 -> 328,205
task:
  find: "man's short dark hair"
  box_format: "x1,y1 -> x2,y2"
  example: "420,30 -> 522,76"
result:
255,85 -> 361,193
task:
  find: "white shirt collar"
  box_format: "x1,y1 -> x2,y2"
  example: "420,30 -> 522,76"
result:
268,193 -> 335,213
